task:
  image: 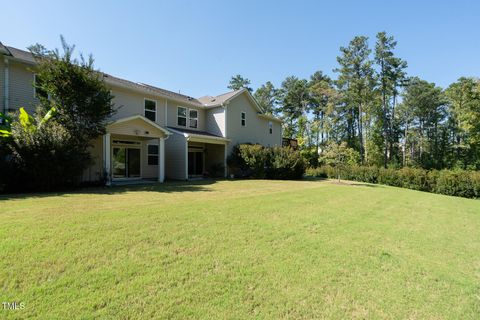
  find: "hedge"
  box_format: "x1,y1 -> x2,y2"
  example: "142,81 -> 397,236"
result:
306,166 -> 480,199
228,144 -> 305,180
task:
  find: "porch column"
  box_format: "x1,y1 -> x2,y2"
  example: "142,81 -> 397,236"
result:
103,133 -> 111,186
158,137 -> 165,182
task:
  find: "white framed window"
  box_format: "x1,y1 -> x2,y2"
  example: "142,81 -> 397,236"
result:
144,99 -> 157,122
268,121 -> 273,134
177,106 -> 187,126
241,111 -> 246,127
147,144 -> 159,165
189,109 -> 198,128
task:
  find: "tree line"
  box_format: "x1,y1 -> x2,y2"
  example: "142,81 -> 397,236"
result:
228,32 -> 480,170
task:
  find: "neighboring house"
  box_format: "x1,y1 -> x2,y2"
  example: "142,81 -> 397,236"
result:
0,42 -> 282,184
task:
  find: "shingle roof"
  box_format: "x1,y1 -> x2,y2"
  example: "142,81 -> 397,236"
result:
166,126 -> 223,138
102,74 -> 204,107
5,46 -> 36,64
198,89 -> 243,107
0,42 -> 10,55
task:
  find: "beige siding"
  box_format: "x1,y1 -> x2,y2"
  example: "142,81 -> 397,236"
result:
8,61 -> 38,114
166,101 -> 206,131
226,93 -> 282,154
110,87 -> 167,127
206,106 -> 225,136
165,132 -> 187,180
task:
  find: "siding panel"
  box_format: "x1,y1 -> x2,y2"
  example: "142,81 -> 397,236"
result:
165,132 -> 187,180
226,93 -> 282,154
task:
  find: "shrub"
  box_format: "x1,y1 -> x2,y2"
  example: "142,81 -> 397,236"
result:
306,165 -> 480,199
1,108 -> 90,192
228,144 -> 305,180
266,146 -> 305,180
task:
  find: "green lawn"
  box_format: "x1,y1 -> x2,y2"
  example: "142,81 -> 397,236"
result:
1,179 -> 479,319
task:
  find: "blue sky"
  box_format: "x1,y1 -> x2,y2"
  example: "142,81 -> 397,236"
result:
1,0 -> 479,97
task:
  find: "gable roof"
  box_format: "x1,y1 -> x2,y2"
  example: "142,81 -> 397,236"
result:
102,74 -> 204,107
0,42 -> 282,122
198,89 -> 243,107
109,115 -> 171,136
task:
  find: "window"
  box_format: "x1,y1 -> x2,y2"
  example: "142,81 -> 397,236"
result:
241,112 -> 246,127
33,74 -> 48,99
144,99 -> 157,122
189,109 -> 198,128
268,121 -> 273,134
147,144 -> 159,165
177,107 -> 187,126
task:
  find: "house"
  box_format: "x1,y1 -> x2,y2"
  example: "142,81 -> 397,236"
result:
0,42 -> 283,184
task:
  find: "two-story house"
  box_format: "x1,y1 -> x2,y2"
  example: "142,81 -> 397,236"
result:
0,42 -> 282,184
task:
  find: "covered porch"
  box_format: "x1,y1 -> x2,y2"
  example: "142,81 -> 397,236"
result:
165,127 -> 230,180
103,115 -> 170,186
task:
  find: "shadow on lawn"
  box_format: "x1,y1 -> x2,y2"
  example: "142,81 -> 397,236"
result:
0,179 -> 218,201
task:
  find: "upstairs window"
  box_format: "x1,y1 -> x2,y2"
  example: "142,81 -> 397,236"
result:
268,121 -> 273,134
177,107 -> 187,126
33,74 -> 48,99
144,99 -> 157,122
241,112 -> 246,127
189,109 -> 198,128
147,144 -> 159,165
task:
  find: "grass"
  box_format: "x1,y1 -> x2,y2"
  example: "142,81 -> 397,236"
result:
1,179 -> 479,319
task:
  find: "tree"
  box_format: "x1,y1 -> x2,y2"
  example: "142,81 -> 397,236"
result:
278,76 -> 310,139
445,77 -> 480,169
228,74 -> 253,92
0,36 -> 116,190
334,36 -> 376,164
254,81 -> 279,115
320,141 -> 360,181
374,31 -> 408,167
401,77 -> 447,169
309,71 -> 338,155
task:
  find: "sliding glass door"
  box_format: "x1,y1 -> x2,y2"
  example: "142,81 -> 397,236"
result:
112,147 -> 141,178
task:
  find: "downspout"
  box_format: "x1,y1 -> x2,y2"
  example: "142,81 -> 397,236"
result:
3,57 -> 9,115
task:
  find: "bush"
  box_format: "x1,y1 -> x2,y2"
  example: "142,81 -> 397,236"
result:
1,109 -> 90,192
228,144 -> 305,180
306,165 -> 480,199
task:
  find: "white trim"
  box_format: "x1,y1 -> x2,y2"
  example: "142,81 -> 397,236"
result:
268,121 -> 273,134
241,111 -> 246,127
144,98 -> 157,123
103,133 -> 111,186
159,138 -> 165,182
108,115 -> 171,136
177,106 -> 187,127
184,139 -> 188,180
